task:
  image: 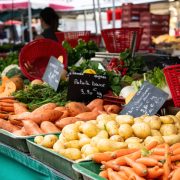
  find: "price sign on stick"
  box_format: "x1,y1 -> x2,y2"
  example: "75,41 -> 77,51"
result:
120,81 -> 169,117
42,56 -> 64,91
67,72 -> 108,102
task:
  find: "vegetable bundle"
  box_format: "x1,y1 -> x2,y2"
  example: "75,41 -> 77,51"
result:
92,141 -> 180,180
13,81 -> 68,111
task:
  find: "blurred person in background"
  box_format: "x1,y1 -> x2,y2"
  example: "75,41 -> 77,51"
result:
35,7 -> 59,41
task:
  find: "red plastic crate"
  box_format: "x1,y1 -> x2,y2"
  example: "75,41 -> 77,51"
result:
101,27 -> 143,53
56,31 -> 91,48
89,34 -> 101,47
19,39 -> 67,81
163,65 -> 180,107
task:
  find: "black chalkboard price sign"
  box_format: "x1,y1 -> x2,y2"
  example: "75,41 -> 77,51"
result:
67,72 -> 108,102
42,56 -> 64,91
120,81 -> 169,117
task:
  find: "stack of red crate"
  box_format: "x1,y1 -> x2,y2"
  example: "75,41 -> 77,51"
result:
140,12 -> 170,49
121,3 -> 150,28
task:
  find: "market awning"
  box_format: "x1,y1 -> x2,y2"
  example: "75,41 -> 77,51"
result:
4,19 -> 22,25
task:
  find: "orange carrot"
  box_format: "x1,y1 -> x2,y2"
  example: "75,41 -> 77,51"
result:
125,156 -> 148,177
0,106 -> 14,112
162,144 -> 171,180
0,96 -> 15,100
171,154 -> 180,162
99,170 -> 108,179
146,141 -> 158,150
136,157 -> 162,167
0,119 -> 20,132
171,143 -> 180,152
0,102 -> 14,107
112,148 -> 138,158
152,147 -> 165,156
101,161 -> 121,171
107,168 -> 125,180
173,148 -> 180,155
157,144 -> 166,148
120,166 -> 145,180
171,168 -> 180,180
0,113 -> 9,119
149,155 -> 165,161
129,150 -> 141,160
117,171 -> 128,180
146,166 -> 164,179
112,156 -> 127,166
92,152 -> 114,163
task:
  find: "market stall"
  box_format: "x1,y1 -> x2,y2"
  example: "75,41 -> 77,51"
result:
0,1 -> 180,179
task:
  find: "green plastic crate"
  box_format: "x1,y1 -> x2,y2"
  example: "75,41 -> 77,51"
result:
0,129 -> 33,153
72,161 -> 106,180
27,134 -> 83,180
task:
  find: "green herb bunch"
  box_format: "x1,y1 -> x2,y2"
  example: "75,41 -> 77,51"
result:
13,80 -> 68,111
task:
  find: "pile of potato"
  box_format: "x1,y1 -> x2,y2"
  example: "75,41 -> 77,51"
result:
34,112 -> 180,161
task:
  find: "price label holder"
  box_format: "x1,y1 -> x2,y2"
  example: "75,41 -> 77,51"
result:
120,81 -> 169,117
67,72 -> 108,102
42,56 -> 64,91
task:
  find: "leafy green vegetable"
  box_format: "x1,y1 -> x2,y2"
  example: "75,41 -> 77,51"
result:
144,67 -> 166,88
13,80 -> 68,111
63,40 -> 99,66
119,49 -> 144,76
0,52 -> 18,73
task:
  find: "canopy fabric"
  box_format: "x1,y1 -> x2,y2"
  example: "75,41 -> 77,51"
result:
4,19 -> 22,25
0,0 -> 74,11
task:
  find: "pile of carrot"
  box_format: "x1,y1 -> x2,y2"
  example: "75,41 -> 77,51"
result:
92,141 -> 180,180
0,97 -> 17,119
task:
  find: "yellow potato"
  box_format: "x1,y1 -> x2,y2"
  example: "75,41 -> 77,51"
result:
125,137 -> 143,144
118,124 -> 133,139
40,135 -> 58,148
79,137 -> 91,147
144,136 -> 164,146
163,134 -> 180,145
160,116 -> 174,124
127,142 -> 144,149
144,116 -> 161,130
59,148 -> 81,160
106,121 -> 119,136
53,140 -> 64,152
109,135 -> 124,142
81,144 -> 99,157
160,124 -> 177,136
96,130 -> 109,139
96,139 -> 127,152
62,124 -> 79,141
64,140 -> 81,149
116,115 -> 134,125
34,135 -> 44,144
151,129 -> 162,136
81,123 -> 99,138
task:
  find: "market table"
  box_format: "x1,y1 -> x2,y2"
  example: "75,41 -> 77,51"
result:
0,142 -> 71,180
